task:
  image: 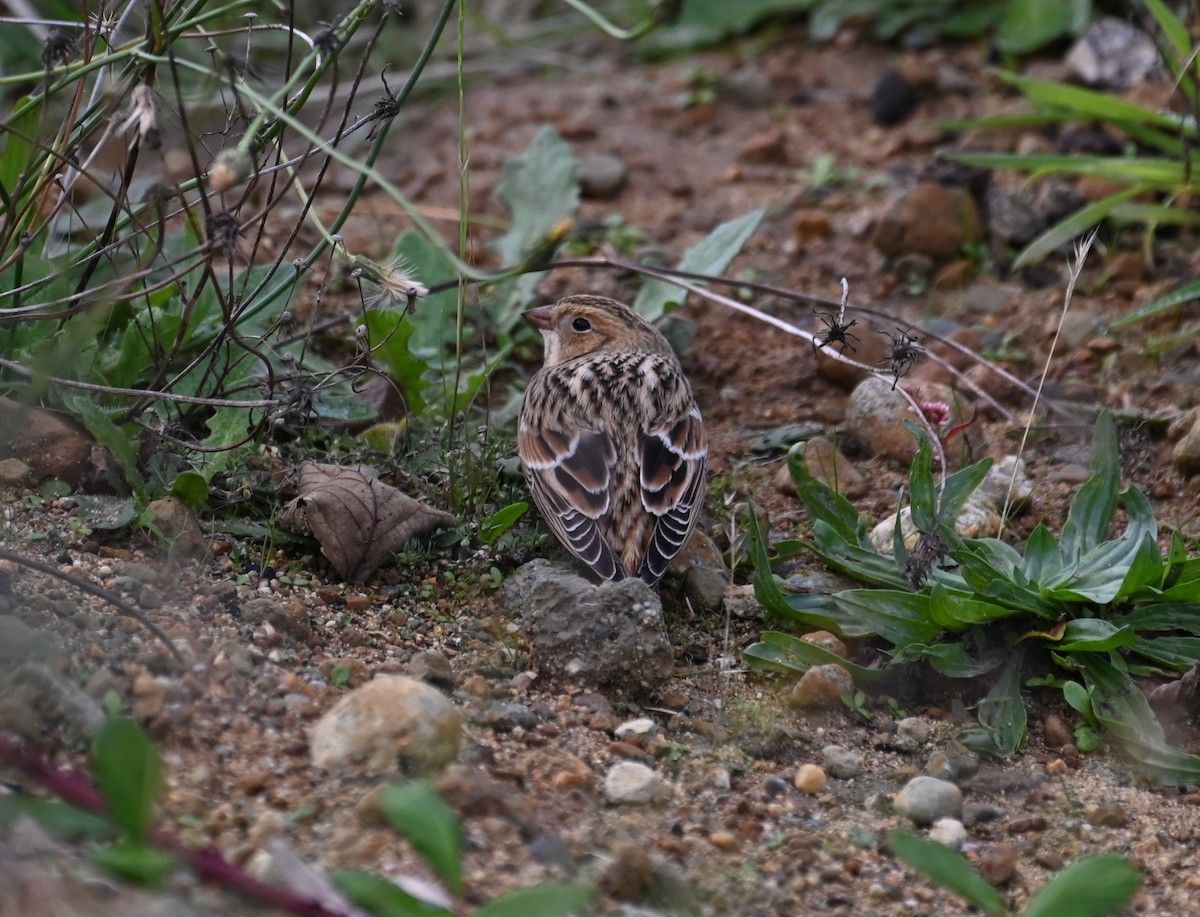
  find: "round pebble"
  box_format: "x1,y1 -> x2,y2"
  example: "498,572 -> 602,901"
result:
928,817 -> 967,850
794,763 -> 828,794
604,761 -> 663,805
821,745 -> 862,779
894,775 -> 963,825
789,664 -> 854,710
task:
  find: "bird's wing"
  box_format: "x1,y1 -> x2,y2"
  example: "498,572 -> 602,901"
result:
638,406 -> 707,585
518,409 -> 626,581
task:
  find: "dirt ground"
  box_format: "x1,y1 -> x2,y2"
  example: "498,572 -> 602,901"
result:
5,13 -> 1200,917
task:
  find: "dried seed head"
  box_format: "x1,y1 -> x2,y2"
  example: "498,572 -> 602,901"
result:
208,149 -> 252,193
355,255 -> 428,313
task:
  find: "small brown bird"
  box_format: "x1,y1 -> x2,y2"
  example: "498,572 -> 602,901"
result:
518,294 -> 707,586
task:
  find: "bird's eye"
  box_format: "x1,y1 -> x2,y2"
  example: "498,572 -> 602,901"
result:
571,317 -> 592,333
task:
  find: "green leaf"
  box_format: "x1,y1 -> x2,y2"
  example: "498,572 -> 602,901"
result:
1060,412 -> 1119,563
888,831 -> 1006,916
634,209 -> 764,322
926,582 -> 1021,630
785,442 -> 871,547
938,457 -> 993,527
1014,187 -> 1146,268
1141,0 -> 1198,99
744,631 -> 888,683
365,309 -> 430,415
1023,854 -> 1141,917
380,781 -> 463,893
386,232 -> 461,355
67,396 -> 145,499
1054,619 -> 1136,652
331,869 -> 452,917
908,434 -> 937,532
197,407 -> 251,480
963,655 -> 1027,755
1128,636 -> 1200,671
1076,654 -> 1200,784
1021,523 -> 1064,585
475,883 -> 595,917
1062,680 -> 1095,724
996,73 -> 1182,130
170,471 -> 209,510
492,126 -> 578,267
91,842 -> 178,887
891,641 -> 1006,677
479,502 -> 528,544
653,0 -> 815,50
0,796 -> 113,840
75,495 -> 139,532
995,0 -> 1080,55
1109,277 -> 1200,330
90,717 -> 163,845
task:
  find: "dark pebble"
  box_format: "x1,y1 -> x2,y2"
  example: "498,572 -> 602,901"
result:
871,69 -> 918,126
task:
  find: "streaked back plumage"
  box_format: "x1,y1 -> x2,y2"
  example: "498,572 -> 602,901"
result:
518,295 -> 707,586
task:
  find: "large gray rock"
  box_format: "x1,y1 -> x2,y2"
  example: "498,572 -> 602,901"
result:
502,560 -> 673,699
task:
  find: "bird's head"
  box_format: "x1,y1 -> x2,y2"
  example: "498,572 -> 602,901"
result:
524,294 -> 672,366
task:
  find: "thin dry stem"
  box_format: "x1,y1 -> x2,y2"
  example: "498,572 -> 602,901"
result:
999,229 -> 1098,536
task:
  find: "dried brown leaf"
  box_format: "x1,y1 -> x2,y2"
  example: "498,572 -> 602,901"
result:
279,463 -> 454,582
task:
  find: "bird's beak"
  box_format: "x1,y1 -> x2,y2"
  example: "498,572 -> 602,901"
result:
523,304 -> 554,330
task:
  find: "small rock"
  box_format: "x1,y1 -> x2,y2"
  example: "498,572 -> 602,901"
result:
928,817 -> 967,849
0,458 -> 31,484
1170,409 -> 1200,476
801,436 -> 866,497
874,183 -> 981,260
924,742 -> 979,782
1066,16 -> 1159,89
870,491 -> 1001,554
1006,814 -> 1047,833
318,656 -> 370,688
896,717 -> 935,744
708,830 -> 739,851
0,395 -> 96,487
1087,802 -> 1129,828
844,377 -> 968,464
261,601 -> 318,645
738,129 -> 788,165
131,672 -> 166,722
146,495 -> 207,557
309,674 -> 462,775
985,184 -> 1044,247
871,68 -> 918,126
976,456 -> 1033,510
485,702 -> 539,732
0,616 -> 63,665
615,717 -> 658,740
894,775 -> 963,826
801,630 -> 847,659
789,664 -> 853,710
683,564 -> 727,614
794,763 -> 827,794
408,651 -> 455,690
978,843 -> 1018,885
577,151 -> 627,199
821,745 -> 861,779
723,584 -> 763,620
13,662 -> 105,741
604,761 -> 663,805
1043,714 -> 1073,748
596,841 -> 655,900
502,560 -> 673,698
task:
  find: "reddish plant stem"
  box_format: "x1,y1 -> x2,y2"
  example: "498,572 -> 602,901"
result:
0,733 -> 352,917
